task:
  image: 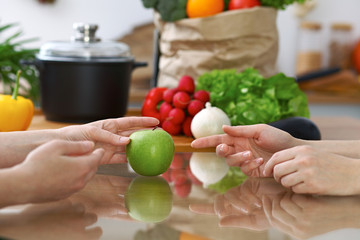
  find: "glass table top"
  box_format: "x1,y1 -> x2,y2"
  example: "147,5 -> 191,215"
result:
1,152 -> 360,240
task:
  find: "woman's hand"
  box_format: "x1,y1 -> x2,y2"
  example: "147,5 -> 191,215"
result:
11,140 -> 104,204
264,145 -> 360,195
58,117 -> 159,165
191,124 -> 299,177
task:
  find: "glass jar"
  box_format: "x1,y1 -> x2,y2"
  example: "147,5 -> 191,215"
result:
328,23 -> 353,69
296,21 -> 323,76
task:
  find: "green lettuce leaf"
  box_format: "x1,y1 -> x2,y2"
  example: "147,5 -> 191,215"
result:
196,68 -> 310,126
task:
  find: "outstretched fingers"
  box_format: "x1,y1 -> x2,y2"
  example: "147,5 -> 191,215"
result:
114,117 -> 160,131
191,134 -> 233,149
222,124 -> 265,139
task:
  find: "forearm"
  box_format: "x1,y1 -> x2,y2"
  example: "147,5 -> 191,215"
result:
0,129 -> 60,168
298,139 -> 360,159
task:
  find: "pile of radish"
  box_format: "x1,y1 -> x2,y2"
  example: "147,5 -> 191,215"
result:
141,76 -> 210,136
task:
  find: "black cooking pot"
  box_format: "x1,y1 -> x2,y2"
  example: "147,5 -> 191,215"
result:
26,23 -> 147,123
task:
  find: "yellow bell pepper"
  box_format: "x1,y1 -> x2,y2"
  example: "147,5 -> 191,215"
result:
0,70 -> 34,132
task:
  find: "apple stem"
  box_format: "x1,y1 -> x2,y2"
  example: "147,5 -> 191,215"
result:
152,126 -> 158,131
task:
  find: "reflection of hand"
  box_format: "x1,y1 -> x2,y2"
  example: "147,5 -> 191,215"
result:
0,200 -> 102,240
70,174 -> 133,221
264,145 -> 360,195
191,125 -> 298,177
190,178 -> 286,230
191,177 -> 360,239
11,140 -> 104,205
59,117 -> 159,165
263,192 -> 360,239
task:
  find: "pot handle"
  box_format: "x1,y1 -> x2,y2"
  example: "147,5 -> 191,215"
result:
132,61 -> 148,70
20,59 -> 44,70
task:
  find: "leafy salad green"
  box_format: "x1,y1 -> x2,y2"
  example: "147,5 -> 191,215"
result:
142,0 -> 307,22
196,68 -> 310,126
260,0 -> 305,10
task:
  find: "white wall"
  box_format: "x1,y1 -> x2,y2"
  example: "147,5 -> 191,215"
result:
1,0 -> 359,76
0,0 -> 154,44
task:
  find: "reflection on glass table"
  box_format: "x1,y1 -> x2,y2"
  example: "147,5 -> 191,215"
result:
1,152 -> 360,240
190,177 -> 360,240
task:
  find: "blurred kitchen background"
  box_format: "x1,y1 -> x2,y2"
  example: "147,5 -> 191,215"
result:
1,0 -> 360,118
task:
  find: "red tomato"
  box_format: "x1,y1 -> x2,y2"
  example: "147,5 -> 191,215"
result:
228,0 -> 261,10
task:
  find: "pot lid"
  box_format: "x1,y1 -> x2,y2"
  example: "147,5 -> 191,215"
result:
38,23 -> 132,61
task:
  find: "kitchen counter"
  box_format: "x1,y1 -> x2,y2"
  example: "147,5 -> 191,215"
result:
1,112 -> 360,240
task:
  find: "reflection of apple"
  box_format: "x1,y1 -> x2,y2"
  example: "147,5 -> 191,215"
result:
125,176 -> 173,223
126,128 -> 175,176
189,152 -> 229,186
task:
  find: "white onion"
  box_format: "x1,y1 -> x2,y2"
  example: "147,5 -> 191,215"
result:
191,102 -> 231,139
189,152 -> 229,186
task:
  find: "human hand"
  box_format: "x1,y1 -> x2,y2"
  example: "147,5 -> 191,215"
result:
263,145 -> 360,195
191,124 -> 298,177
13,140 -> 104,204
58,117 -> 159,165
0,200 -> 102,240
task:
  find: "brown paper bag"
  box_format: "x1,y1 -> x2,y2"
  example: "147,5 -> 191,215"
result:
154,7 -> 279,88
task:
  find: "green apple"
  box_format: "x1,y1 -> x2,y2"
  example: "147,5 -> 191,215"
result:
125,176 -> 173,223
126,128 -> 175,176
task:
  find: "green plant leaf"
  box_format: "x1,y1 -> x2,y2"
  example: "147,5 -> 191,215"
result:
0,22 -> 39,102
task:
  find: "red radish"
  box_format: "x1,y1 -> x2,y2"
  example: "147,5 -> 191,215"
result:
173,91 -> 191,109
178,75 -> 195,94
193,90 -> 210,103
187,100 -> 205,116
161,169 -> 172,182
145,87 -> 167,102
171,169 -> 187,185
182,116 -> 193,137
159,102 -> 173,122
174,180 -> 192,198
170,154 -> 184,169
141,98 -> 161,121
168,108 -> 186,125
162,120 -> 182,135
163,88 -> 177,103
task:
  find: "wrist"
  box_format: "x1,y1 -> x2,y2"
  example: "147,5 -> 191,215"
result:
352,159 -> 360,195
0,167 -> 33,208
291,137 -> 307,148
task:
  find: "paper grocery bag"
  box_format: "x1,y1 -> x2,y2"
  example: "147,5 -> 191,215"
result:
154,7 -> 279,88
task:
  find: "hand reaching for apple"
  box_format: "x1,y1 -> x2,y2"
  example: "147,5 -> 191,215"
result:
58,116 -> 160,165
191,124 -> 299,177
